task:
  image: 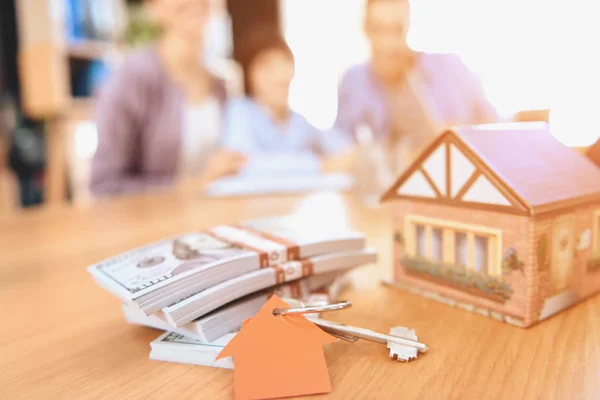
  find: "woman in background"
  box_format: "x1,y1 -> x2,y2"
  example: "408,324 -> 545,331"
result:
222,30 -> 354,176
91,0 -> 246,197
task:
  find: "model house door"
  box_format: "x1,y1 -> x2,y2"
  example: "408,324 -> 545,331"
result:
551,215 -> 574,292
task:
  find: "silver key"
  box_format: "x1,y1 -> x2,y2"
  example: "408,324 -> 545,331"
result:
387,326 -> 420,361
276,298 -> 428,358
308,317 -> 428,355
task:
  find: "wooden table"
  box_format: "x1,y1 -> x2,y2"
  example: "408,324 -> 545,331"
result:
1,192 -> 599,399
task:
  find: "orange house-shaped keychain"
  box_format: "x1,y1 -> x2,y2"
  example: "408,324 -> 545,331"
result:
217,295 -> 338,400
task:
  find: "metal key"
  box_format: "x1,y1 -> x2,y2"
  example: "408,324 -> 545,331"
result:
276,299 -> 428,356
387,326 -> 420,361
308,317 -> 428,354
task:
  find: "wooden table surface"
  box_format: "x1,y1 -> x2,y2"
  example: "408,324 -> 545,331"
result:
1,192 -> 599,400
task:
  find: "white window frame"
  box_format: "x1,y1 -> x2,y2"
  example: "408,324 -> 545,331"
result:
404,215 -> 503,277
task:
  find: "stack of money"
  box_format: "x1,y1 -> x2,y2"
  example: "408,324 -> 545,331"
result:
88,216 -> 376,366
147,276 -> 351,369
124,272 -> 352,343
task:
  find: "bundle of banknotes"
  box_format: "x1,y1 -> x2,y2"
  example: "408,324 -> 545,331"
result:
88,216 -> 377,367
147,276 -> 351,369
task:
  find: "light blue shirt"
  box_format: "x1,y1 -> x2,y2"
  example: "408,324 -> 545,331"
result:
222,98 -> 350,176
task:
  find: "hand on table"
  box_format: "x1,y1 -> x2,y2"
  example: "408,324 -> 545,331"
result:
202,150 -> 247,181
178,150 -> 247,194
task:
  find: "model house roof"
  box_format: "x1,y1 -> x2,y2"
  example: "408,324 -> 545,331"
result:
381,123 -> 600,215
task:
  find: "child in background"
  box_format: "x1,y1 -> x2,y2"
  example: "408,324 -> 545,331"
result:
222,30 -> 354,176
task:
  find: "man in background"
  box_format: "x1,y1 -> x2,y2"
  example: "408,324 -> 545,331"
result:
336,0 -> 497,175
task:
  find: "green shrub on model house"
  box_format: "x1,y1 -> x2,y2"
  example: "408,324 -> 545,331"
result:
401,256 -> 513,301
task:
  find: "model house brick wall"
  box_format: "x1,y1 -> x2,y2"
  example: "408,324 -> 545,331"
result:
392,198 -> 600,328
392,200 -> 532,325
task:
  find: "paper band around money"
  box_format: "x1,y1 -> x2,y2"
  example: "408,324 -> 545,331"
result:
207,225 -> 300,268
204,229 -> 270,267
233,224 -> 300,260
273,260 -> 314,285
272,300 -> 352,316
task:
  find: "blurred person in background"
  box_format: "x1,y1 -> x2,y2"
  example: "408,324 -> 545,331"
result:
0,95 -> 14,145
336,0 -> 497,176
91,0 -> 246,197
222,30 -> 354,176
0,95 -> 16,208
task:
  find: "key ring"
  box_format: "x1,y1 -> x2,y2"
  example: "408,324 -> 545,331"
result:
272,300 -> 352,316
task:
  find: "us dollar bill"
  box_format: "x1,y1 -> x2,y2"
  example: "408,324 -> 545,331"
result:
88,232 -> 254,300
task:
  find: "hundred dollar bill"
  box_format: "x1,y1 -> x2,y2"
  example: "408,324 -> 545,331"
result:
149,332 -> 234,369
88,217 -> 365,315
88,232 -> 258,315
162,248 -> 376,327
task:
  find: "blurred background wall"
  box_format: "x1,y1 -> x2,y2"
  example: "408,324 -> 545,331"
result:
1,0 -> 600,209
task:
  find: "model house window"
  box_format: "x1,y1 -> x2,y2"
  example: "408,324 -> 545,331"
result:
474,235 -> 489,274
432,228 -> 444,262
454,232 -> 468,266
404,215 -> 502,277
415,225 -> 426,257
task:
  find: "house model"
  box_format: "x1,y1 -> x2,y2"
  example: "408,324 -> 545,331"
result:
217,295 -> 337,400
382,123 -> 600,328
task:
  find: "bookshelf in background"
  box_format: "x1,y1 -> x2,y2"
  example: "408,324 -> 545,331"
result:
16,0 -> 129,206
